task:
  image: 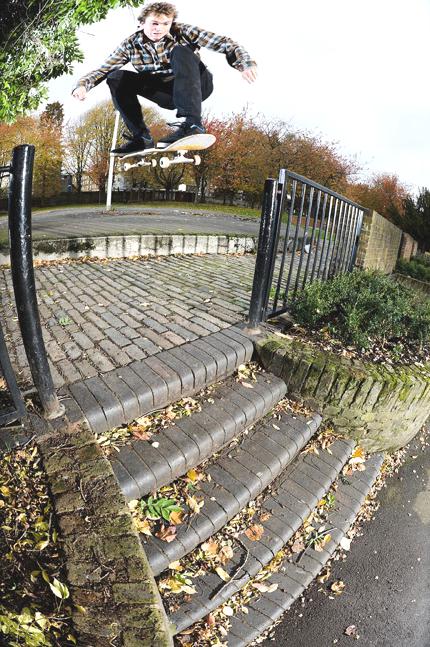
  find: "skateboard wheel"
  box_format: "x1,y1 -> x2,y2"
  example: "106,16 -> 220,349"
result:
124,163 -> 131,171
194,155 -> 201,166
151,158 -> 157,168
159,157 -> 170,168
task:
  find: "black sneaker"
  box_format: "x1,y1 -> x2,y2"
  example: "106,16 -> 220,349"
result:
111,134 -> 154,155
157,122 -> 206,148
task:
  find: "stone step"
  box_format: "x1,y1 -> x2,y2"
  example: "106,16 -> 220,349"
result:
225,453 -> 384,647
144,409 -> 322,576
168,439 -> 358,633
60,325 -> 253,435
111,371 -> 287,501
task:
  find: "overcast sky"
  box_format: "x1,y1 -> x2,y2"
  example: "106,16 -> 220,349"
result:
46,0 -> 430,192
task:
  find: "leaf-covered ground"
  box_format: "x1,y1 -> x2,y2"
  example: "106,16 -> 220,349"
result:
0,444 -> 75,646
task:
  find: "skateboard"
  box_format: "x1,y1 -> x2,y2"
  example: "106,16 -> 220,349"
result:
117,134 -> 216,171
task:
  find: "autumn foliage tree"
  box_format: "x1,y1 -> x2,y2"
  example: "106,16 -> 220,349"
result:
0,103 -> 63,202
346,173 -> 409,219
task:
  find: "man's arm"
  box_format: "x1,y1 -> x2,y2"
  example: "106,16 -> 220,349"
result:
72,41 -> 130,100
178,23 -> 257,82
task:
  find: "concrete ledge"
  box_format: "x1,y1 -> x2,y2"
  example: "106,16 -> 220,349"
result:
256,335 -> 430,452
37,422 -> 173,647
0,234 -> 257,266
395,272 -> 430,298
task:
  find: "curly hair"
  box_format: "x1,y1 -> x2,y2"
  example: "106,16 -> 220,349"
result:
138,2 -> 178,22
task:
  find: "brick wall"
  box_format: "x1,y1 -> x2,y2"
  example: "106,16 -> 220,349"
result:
399,232 -> 419,261
355,210 -> 402,273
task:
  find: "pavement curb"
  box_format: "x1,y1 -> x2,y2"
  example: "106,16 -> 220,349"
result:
0,233 -> 257,266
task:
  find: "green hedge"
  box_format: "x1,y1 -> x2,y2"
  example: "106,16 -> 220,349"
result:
396,255 -> 430,282
290,270 -> 430,351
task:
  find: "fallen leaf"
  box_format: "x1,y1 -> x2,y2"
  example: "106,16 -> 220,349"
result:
241,382 -> 254,389
314,533 -> 331,552
245,524 -> 264,541
317,568 -> 331,584
134,415 -> 152,426
168,560 -> 183,571
259,511 -> 272,522
345,625 -> 357,636
187,495 -> 204,514
202,539 -> 219,556
340,536 -> 352,551
170,510 -> 185,525
215,566 -> 231,582
252,582 -> 279,593
206,613 -> 216,627
135,518 -> 152,536
156,525 -> 177,543
219,545 -> 234,564
291,538 -> 305,553
331,580 -> 345,595
132,428 -> 153,441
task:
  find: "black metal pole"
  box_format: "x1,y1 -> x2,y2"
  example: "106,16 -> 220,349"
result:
248,179 -> 279,328
8,145 -> 65,419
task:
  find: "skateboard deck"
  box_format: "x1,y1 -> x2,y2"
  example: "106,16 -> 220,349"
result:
116,134 -> 216,170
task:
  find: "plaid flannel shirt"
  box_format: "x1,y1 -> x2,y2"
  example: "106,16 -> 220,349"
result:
75,22 -> 256,91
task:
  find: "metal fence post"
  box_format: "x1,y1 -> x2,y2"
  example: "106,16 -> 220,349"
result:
248,179 -> 279,328
8,144 -> 65,419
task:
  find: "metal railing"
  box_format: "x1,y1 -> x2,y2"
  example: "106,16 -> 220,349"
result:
249,169 -> 366,327
0,145 -> 65,422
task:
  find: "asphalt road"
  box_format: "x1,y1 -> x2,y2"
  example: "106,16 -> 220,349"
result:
262,432 -> 430,647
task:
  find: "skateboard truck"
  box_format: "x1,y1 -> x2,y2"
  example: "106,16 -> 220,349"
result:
159,152 -> 201,168
123,158 -> 157,171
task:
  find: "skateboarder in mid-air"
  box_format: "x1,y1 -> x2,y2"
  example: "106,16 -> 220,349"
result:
72,1 -> 257,154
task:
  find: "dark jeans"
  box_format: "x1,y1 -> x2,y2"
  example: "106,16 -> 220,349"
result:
106,45 -> 213,138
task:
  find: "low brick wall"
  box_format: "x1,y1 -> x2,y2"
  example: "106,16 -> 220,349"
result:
0,234 -> 257,266
37,422 -> 173,647
395,273 -> 430,298
355,210 -> 402,273
256,336 -> 430,452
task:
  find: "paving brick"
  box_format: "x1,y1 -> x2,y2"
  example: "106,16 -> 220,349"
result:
137,327 -> 173,350
129,361 -> 169,409
84,376 -> 125,429
68,382 -> 107,434
168,346 -> 207,389
71,331 -> 94,350
85,348 -> 116,373
203,335 -> 238,374
206,465 -> 249,509
116,445 -> 157,496
131,441 -> 172,489
143,355 -> 181,402
99,339 -> 130,365
113,366 -> 153,414
162,425 -> 200,468
175,418 -> 213,460
192,338 -> 228,376
111,459 -> 140,500
158,351 -> 195,394
232,449 -> 272,487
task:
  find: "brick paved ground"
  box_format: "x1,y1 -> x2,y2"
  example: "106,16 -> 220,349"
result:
0,254 -> 257,390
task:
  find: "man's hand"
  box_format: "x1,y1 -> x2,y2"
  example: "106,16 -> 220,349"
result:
241,65 -> 257,84
72,86 -> 87,101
